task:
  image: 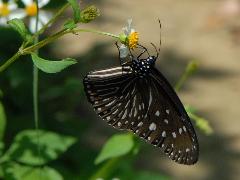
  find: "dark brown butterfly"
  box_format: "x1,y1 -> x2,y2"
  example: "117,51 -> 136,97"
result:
83,43 -> 199,165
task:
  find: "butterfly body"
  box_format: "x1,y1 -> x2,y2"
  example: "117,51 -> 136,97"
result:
131,56 -> 156,77
83,45 -> 199,165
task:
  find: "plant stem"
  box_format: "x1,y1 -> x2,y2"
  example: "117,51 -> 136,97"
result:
31,3 -> 70,42
72,28 -> 120,39
89,158 -> 120,180
175,61 -> 198,92
0,51 -> 21,72
0,28 -> 119,72
33,0 -> 41,169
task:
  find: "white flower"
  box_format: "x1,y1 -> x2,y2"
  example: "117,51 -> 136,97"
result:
119,19 -> 139,58
0,0 -> 25,25
22,0 -> 52,33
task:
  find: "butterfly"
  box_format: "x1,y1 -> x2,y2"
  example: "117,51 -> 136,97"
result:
83,43 -> 199,165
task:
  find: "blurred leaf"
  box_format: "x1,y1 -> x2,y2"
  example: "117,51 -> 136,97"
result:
67,0 -> 80,23
63,19 -> 77,30
0,89 -> 3,98
120,171 -> 170,180
0,102 -> 6,141
2,162 -> 63,180
95,133 -> 134,164
7,18 -> 31,41
3,129 -> 77,166
188,112 -> 213,135
31,53 -> 77,73
185,105 -> 197,114
175,60 -> 198,92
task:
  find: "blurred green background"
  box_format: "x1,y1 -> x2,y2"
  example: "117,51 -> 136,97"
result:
1,0 -> 240,179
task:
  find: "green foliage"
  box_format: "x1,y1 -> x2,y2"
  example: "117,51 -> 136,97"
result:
2,130 -> 77,166
67,0 -> 81,23
7,19 -> 31,41
0,102 -> 6,141
2,162 -> 63,180
31,53 -> 77,73
95,133 -> 135,164
120,171 -> 170,180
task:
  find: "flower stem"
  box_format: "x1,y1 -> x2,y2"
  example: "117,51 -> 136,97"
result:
0,28 -> 119,73
0,51 -> 21,72
33,0 -> 41,168
72,28 -> 119,39
175,61 -> 198,92
31,3 -> 70,42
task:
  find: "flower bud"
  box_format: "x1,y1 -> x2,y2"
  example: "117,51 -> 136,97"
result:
80,5 -> 100,23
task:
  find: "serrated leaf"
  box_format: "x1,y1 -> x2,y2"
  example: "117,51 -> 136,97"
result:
31,53 -> 77,73
2,162 -> 63,180
8,18 -> 31,41
95,133 -> 134,164
0,102 -> 6,141
3,129 -> 77,166
63,19 -> 77,30
67,0 -> 81,22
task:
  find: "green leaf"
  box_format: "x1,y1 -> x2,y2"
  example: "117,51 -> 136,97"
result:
0,102 -> 6,141
31,53 -> 77,73
95,133 -> 134,164
120,171 -> 170,180
7,18 -> 31,41
63,19 -> 77,30
2,162 -> 63,180
3,129 -> 77,166
67,0 -> 81,22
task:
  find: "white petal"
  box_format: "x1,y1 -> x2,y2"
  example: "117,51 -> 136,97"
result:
39,11 -> 52,24
119,44 -> 129,58
8,3 -> 17,11
29,19 -> 43,33
38,0 -> 50,8
9,9 -> 26,19
29,17 -> 37,33
0,18 -> 7,25
22,0 -> 33,6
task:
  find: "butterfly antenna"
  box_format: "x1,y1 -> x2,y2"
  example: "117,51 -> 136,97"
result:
158,18 -> 162,54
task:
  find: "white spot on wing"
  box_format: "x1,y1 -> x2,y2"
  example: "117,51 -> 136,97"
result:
166,109 -> 170,114
172,132 -> 176,138
164,119 -> 169,124
137,122 -> 143,127
149,122 -> 156,131
155,110 -> 160,116
179,128 -> 183,134
162,131 -> 166,137
121,109 -> 128,119
183,126 -> 187,132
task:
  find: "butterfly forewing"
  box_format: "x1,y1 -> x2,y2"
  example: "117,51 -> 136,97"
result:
84,64 -> 199,165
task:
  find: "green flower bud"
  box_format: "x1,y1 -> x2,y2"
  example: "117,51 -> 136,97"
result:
80,5 -> 100,23
118,33 -> 128,44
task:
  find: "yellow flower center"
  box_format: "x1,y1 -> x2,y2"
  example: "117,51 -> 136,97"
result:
0,3 -> 10,16
128,31 -> 139,49
25,3 -> 38,16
